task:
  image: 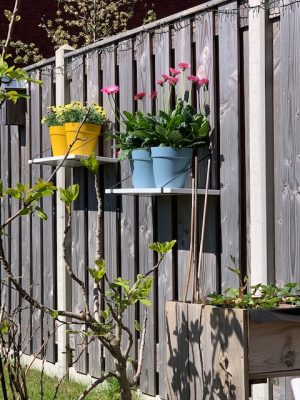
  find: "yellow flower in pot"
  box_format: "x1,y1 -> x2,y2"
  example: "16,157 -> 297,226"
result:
62,101 -> 106,156
41,105 -> 67,156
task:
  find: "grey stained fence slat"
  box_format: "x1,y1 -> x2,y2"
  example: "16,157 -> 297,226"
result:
70,56 -> 88,374
41,69 -> 56,363
195,13 -> 219,297
218,3 -> 241,291
102,46 -> 119,373
30,74 -> 43,355
136,32 -> 156,396
153,26 -> 174,400
86,50 -> 103,378
20,95 -> 32,353
118,39 -> 138,364
273,4 -> 300,399
174,20 -> 193,303
10,126 -> 20,317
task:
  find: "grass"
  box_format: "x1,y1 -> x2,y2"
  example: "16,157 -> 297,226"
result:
0,368 -> 142,400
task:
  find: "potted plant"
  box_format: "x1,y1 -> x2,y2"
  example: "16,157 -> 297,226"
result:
166,267 -> 300,399
42,102 -> 107,156
102,64 -> 210,189
62,101 -> 106,156
41,106 -> 67,156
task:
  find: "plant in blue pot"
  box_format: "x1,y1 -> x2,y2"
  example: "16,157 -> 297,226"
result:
150,65 -> 211,188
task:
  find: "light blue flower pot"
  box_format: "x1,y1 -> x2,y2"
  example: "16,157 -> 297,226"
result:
151,147 -> 193,188
130,149 -> 155,188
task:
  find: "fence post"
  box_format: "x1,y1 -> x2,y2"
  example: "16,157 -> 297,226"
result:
55,45 -> 73,377
248,1 -> 272,399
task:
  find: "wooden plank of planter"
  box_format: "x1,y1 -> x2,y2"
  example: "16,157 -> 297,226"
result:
195,13 -> 219,297
154,26 -> 174,399
70,55 -> 88,374
166,303 -> 249,400
41,68 -> 56,363
20,94 -> 32,353
118,39 -> 138,364
174,20 -> 193,302
86,50 -> 103,378
30,74 -> 43,355
101,46 -> 119,373
136,32 -> 156,396
166,301 -> 189,400
218,2 -> 240,291
248,310 -> 300,378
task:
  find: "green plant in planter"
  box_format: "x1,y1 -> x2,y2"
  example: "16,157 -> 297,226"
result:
207,261 -> 300,309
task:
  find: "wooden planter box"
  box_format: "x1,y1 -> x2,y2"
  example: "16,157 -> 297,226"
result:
166,301 -> 300,399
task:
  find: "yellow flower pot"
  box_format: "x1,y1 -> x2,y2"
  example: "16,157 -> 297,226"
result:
49,125 -> 68,156
64,123 -> 101,155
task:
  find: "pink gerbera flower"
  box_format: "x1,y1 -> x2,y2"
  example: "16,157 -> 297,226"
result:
187,75 -> 199,83
168,76 -> 179,85
101,85 -> 119,95
178,62 -> 190,71
149,90 -> 157,99
134,92 -> 146,100
156,79 -> 164,86
169,67 -> 181,76
198,77 -> 209,86
161,73 -> 171,81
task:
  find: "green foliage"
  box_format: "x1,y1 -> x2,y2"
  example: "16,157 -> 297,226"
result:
2,179 -> 57,221
59,183 -> 80,211
39,0 -> 140,50
50,309 -> 59,319
0,55 -> 42,106
0,319 -> 9,335
80,152 -> 100,174
113,100 -> 210,159
89,259 -> 106,284
207,262 -> 300,309
149,240 -> 176,255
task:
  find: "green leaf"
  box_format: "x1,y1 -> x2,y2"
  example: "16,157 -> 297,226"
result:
134,320 -> 141,332
50,310 -> 59,319
1,320 -> 9,335
59,184 -> 79,208
80,153 -> 99,174
5,188 -> 21,199
19,207 -> 32,216
89,260 -> 106,284
35,206 -> 48,220
140,298 -> 151,306
4,9 -> 12,21
149,240 -> 176,255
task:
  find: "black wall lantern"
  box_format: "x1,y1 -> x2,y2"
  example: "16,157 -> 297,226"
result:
0,79 -> 27,126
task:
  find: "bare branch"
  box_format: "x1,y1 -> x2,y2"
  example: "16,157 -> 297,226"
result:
78,372 -> 116,400
133,309 -> 147,385
1,0 -> 21,58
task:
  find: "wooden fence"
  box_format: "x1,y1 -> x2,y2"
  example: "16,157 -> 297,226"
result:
0,0 -> 299,398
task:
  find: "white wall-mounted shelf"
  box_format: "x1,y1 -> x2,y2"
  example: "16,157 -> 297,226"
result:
29,155 -> 118,168
105,188 -> 220,196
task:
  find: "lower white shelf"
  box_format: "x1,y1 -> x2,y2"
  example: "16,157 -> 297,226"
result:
29,155 -> 118,167
105,188 -> 220,196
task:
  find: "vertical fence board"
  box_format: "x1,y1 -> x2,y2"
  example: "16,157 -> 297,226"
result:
101,48 -> 116,157
30,75 -> 43,354
218,4 -> 240,291
174,21 -> 193,302
195,13 -> 219,297
70,55 -> 88,374
274,7 -> 300,399
86,51 -> 103,377
136,32 -> 156,395
102,47 -> 119,373
275,1 -> 300,285
118,39 -> 138,363
154,27 -> 173,399
41,69 -> 56,363
10,126 -> 20,317
20,94 -> 32,352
